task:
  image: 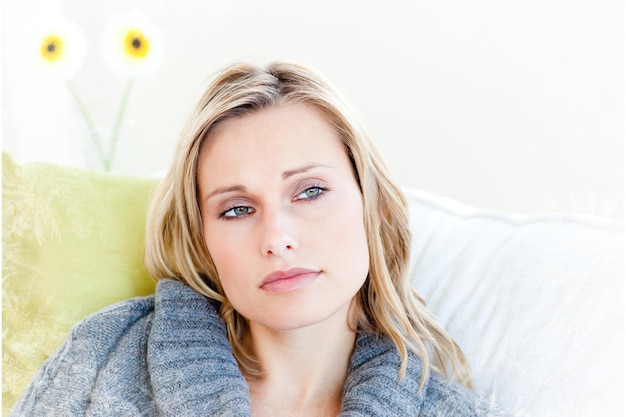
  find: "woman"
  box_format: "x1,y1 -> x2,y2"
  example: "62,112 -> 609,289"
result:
12,61 -> 500,416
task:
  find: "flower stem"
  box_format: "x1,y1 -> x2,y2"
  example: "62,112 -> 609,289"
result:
66,80 -> 107,170
107,78 -> 135,171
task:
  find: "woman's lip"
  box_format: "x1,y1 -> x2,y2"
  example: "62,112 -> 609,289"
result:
260,267 -> 320,292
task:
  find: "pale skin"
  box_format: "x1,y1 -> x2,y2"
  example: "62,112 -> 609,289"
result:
197,103 -> 371,416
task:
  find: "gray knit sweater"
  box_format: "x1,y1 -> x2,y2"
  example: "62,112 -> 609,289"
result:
11,279 -> 501,416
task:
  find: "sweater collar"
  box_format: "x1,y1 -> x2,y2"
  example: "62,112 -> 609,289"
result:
147,279 -> 252,416
148,279 -> 426,416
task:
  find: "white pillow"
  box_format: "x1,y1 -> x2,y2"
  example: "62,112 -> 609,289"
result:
405,188 -> 623,417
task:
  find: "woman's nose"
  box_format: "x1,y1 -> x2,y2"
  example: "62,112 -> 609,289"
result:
260,209 -> 298,257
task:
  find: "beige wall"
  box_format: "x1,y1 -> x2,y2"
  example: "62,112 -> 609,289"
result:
3,0 -> 623,219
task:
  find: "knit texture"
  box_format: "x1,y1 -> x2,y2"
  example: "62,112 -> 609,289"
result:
10,279 -> 501,416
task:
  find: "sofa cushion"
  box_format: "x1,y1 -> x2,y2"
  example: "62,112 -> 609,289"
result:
405,188 -> 623,416
2,153 -> 159,415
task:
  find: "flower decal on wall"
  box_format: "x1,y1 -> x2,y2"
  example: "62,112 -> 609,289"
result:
34,13 -> 164,172
103,13 -> 164,78
35,18 -> 88,79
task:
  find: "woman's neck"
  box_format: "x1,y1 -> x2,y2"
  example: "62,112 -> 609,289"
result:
245,305 -> 356,417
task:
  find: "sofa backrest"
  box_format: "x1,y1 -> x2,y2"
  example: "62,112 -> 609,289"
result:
405,188 -> 623,416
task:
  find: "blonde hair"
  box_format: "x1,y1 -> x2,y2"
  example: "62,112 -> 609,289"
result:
144,60 -> 471,388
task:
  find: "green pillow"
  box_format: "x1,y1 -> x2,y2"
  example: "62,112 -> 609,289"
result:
2,152 -> 159,414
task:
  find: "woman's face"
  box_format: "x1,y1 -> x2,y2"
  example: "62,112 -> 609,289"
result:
197,103 -> 369,332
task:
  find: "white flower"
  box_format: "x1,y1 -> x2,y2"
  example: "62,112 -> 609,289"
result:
31,17 -> 88,79
102,12 -> 164,77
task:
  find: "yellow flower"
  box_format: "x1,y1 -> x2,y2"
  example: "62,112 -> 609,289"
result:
124,30 -> 149,58
31,17 -> 88,78
103,13 -> 164,77
41,35 -> 64,62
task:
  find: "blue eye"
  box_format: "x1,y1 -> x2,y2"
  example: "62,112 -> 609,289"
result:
296,186 -> 325,200
222,206 -> 253,218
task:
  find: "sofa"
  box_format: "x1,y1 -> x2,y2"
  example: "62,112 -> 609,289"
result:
2,152 -> 623,416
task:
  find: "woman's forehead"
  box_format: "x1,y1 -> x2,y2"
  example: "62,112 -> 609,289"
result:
197,104 -> 352,183
200,103 -> 344,162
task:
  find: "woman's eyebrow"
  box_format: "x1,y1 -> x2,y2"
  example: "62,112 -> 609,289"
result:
282,164 -> 332,179
205,164 -> 332,200
205,185 -> 246,200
